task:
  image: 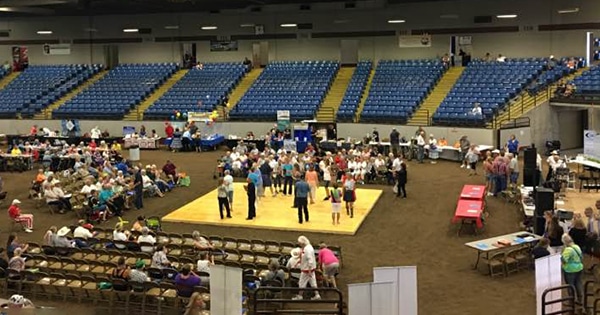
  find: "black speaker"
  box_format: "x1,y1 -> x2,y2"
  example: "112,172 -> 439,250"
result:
524,147 -> 537,170
535,187 -> 554,216
534,216 -> 546,236
523,168 -> 538,187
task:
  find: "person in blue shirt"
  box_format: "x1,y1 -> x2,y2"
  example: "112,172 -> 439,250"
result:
506,134 -> 519,156
282,159 -> 294,196
295,175 -> 310,224
115,161 -> 129,176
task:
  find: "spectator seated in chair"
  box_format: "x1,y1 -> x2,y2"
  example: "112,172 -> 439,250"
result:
175,264 -> 201,298
262,259 -> 285,286
8,199 -> 33,233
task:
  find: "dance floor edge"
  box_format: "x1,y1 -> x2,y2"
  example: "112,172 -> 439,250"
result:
162,182 -> 383,235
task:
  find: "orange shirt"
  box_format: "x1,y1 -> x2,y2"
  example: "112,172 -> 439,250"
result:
305,170 -> 319,186
35,173 -> 46,183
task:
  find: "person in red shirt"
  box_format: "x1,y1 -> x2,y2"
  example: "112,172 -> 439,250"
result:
165,122 -> 174,138
8,199 -> 33,233
88,140 -> 97,150
29,125 -> 37,136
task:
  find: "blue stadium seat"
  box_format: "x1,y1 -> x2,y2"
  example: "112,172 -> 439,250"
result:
336,61 -> 372,122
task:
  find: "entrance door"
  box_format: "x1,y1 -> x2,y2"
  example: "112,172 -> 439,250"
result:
103,45 -> 119,69
340,40 -> 358,65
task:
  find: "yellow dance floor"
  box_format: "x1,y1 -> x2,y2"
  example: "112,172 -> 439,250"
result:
162,183 -> 383,235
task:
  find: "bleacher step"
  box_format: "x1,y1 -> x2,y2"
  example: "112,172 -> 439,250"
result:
354,68 -> 376,122
123,69 -> 189,121
316,67 -> 355,122
228,68 -> 263,111
407,66 -> 465,126
34,70 -> 109,120
0,72 -> 20,90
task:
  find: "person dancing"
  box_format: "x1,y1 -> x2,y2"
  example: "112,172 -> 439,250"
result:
244,177 -> 256,220
330,183 -> 342,225
217,179 -> 231,219
342,172 -> 356,218
292,236 -> 321,300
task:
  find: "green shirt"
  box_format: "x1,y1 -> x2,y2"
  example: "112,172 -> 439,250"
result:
561,245 -> 583,273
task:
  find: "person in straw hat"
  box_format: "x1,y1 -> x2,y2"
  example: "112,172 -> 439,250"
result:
7,199 -> 33,233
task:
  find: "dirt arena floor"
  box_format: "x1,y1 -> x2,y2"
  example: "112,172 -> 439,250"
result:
0,148 -> 546,314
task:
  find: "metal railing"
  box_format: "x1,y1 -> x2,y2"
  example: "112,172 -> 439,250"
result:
253,287 -> 344,315
541,284 -> 576,315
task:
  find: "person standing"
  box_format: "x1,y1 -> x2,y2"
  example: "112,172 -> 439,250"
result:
260,158 -> 275,197
396,163 -> 407,198
390,128 -> 400,157
282,158 -> 294,196
223,170 -> 234,212
321,159 -> 332,201
506,134 -> 519,156
295,176 -> 310,224
292,236 -> 321,300
244,177 -> 256,220
342,172 -> 356,218
133,167 -> 144,210
305,165 -> 319,204
416,131 -> 426,164
465,145 -> 480,176
330,183 -> 342,225
459,136 -> 471,168
561,234 -> 584,304
217,179 -> 231,219
507,153 -> 519,187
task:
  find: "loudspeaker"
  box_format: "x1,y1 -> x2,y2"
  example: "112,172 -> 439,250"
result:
523,168 -> 538,187
535,187 -> 554,216
534,216 -> 546,236
524,147 -> 537,170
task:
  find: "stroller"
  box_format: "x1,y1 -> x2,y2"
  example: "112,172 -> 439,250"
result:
145,216 -> 162,232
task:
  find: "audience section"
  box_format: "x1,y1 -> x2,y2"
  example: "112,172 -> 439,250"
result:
359,60 -> 444,124
144,62 -> 248,120
229,61 -> 339,121
336,61 -> 373,122
53,63 -> 178,120
0,64 -> 100,118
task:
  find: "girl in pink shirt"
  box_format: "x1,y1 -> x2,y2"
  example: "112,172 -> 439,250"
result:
305,165 -> 319,204
318,243 -> 339,288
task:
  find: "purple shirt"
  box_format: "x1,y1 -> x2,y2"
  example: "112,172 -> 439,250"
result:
174,274 -> 201,297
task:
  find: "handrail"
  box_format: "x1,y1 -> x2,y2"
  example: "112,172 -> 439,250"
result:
425,109 -> 430,126
584,280 -> 596,313
253,287 -> 344,315
541,284 -> 576,315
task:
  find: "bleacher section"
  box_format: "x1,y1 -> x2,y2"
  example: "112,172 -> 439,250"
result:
359,60 -> 444,124
0,65 -> 100,118
53,63 -> 178,119
144,62 -> 248,120
432,58 -> 546,126
337,61 -> 373,122
229,61 -> 339,121
572,65 -> 600,94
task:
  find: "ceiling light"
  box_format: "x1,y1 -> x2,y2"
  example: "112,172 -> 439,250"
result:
240,23 -> 255,28
558,8 -> 579,14
201,26 -> 217,30
280,23 -> 297,28
496,14 -> 517,19
37,30 -> 53,35
440,14 -> 458,19
123,28 -> 139,33
387,20 -> 406,24
83,28 -> 97,32
0,7 -> 13,12
164,25 -> 179,30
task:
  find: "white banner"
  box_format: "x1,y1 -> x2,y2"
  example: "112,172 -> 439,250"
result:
584,130 -> 600,159
277,110 -> 290,121
399,34 -> 431,48
535,254 -> 562,315
43,43 -> 71,55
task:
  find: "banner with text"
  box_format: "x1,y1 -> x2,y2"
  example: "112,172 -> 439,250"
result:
43,44 -> 71,55
210,40 -> 238,52
277,110 -> 290,132
584,130 -> 600,159
398,34 -> 432,48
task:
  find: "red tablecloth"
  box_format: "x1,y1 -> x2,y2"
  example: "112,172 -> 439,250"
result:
460,185 -> 486,200
452,199 -> 484,228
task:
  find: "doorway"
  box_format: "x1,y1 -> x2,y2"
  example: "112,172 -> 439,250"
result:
252,41 -> 269,67
103,45 -> 119,69
340,40 -> 358,65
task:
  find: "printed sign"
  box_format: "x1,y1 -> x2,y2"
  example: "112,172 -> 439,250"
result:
43,44 -> 71,55
398,34 -> 431,48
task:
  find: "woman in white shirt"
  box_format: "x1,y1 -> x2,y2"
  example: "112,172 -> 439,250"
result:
112,224 -> 129,250
196,252 -> 213,284
321,159 -> 332,200
342,173 -> 356,218
141,170 -> 164,197
137,227 -> 156,253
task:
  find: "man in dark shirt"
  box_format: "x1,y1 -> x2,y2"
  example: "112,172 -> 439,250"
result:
245,177 -> 256,220
372,128 -> 380,142
295,175 -> 310,224
133,167 -> 144,210
390,128 -> 400,157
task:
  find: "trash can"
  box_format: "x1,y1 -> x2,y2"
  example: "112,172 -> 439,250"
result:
129,145 -> 140,161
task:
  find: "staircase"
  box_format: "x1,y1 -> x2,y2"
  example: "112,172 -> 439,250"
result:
228,68 -> 263,110
315,67 -> 355,122
491,67 -> 588,127
0,72 -> 20,90
354,68 -> 376,122
407,67 -> 464,126
33,70 -> 109,120
123,69 -> 189,121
